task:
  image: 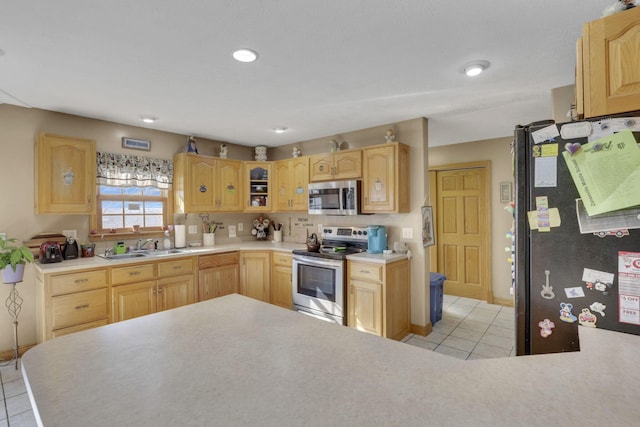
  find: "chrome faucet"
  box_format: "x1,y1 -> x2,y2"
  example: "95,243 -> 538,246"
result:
104,247 -> 114,257
136,238 -> 156,251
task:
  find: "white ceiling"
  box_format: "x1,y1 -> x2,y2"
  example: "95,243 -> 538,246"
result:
0,1 -> 608,147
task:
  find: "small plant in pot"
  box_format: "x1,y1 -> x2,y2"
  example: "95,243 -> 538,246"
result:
0,236 -> 35,284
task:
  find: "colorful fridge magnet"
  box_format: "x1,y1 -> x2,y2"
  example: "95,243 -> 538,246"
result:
539,319 -> 555,337
578,308 -> 597,327
564,142 -> 581,155
589,302 -> 606,317
585,280 -> 613,296
563,286 -> 585,298
559,303 -> 577,323
540,270 -> 555,300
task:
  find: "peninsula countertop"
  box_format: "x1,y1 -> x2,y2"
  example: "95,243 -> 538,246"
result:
21,294 -> 640,426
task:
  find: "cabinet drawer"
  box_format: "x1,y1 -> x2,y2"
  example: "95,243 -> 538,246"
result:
111,263 -> 155,285
52,319 -> 109,338
199,252 -> 239,269
272,252 -> 292,267
51,288 -> 108,330
158,258 -> 194,278
50,269 -> 107,296
350,262 -> 383,282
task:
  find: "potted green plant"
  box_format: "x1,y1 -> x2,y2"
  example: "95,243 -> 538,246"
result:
1,236 -> 35,283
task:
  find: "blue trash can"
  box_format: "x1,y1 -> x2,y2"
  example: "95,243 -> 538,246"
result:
430,273 -> 446,324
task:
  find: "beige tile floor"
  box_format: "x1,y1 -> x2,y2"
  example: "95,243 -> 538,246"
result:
402,294 -> 515,359
0,360 -> 37,427
0,295 -> 513,426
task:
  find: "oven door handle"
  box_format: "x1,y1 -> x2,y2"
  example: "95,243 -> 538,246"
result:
293,256 -> 343,268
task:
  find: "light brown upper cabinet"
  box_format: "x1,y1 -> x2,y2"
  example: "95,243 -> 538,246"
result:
309,149 -> 361,182
361,142 -> 410,213
245,161 -> 272,212
35,133 -> 96,214
274,156 -> 309,212
173,153 -> 243,213
577,7 -> 640,118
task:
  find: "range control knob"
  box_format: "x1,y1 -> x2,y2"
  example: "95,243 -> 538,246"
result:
363,231 -> 368,236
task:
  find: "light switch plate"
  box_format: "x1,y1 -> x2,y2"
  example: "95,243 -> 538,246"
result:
228,225 -> 237,238
188,225 -> 198,234
238,222 -> 244,232
402,227 -> 413,239
63,229 -> 77,239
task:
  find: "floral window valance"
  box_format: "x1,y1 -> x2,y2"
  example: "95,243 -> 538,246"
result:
97,152 -> 173,189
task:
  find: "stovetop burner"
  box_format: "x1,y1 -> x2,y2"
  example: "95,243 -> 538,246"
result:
293,226 -> 369,260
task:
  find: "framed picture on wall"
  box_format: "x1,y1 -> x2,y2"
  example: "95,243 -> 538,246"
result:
422,206 -> 435,247
122,137 -> 151,151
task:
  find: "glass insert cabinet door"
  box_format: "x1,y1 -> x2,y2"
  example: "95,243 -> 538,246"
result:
246,162 -> 271,211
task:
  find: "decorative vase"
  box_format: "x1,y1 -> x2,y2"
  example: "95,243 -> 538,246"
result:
2,263 -> 25,284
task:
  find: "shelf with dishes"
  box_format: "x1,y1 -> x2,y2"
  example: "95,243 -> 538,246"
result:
246,162 -> 271,211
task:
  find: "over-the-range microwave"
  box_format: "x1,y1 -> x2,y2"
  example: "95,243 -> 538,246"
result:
308,180 -> 360,216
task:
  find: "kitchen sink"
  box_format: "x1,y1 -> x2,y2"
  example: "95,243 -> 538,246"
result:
99,249 -> 187,260
150,249 -> 187,256
99,253 -> 148,260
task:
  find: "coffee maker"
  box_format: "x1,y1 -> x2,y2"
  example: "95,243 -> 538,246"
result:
62,237 -> 79,260
366,225 -> 387,254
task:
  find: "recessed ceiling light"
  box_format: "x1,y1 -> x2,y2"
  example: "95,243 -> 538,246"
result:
139,115 -> 158,124
464,60 -> 490,77
233,48 -> 258,63
273,127 -> 288,133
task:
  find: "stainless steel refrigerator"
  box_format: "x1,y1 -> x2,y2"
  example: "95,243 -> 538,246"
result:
514,113 -> 640,355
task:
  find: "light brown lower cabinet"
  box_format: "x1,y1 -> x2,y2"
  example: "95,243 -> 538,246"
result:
111,257 -> 195,323
239,251 -> 271,303
271,252 -> 293,309
35,250 -> 294,343
35,268 -> 109,343
198,252 -> 240,301
347,258 -> 410,341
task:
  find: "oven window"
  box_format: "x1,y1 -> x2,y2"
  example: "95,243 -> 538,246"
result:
297,263 -> 336,302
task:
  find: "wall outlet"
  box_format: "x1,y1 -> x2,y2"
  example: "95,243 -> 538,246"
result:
0,232 -> 6,241
188,225 -> 198,234
402,227 -> 413,239
63,229 -> 77,239
228,225 -> 237,238
318,224 -> 323,233
238,222 -> 244,232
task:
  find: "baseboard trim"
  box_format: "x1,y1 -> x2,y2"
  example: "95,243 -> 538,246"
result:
0,344 -> 36,362
410,323 -> 432,337
493,297 -> 514,307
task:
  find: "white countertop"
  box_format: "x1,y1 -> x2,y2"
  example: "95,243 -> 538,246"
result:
21,294 -> 640,426
35,240 -> 408,273
34,241 -> 305,273
346,251 -> 408,263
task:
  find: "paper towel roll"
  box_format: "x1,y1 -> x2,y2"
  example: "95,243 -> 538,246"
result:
174,225 -> 186,248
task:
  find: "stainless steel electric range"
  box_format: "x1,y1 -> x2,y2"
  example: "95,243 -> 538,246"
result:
292,226 -> 369,324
